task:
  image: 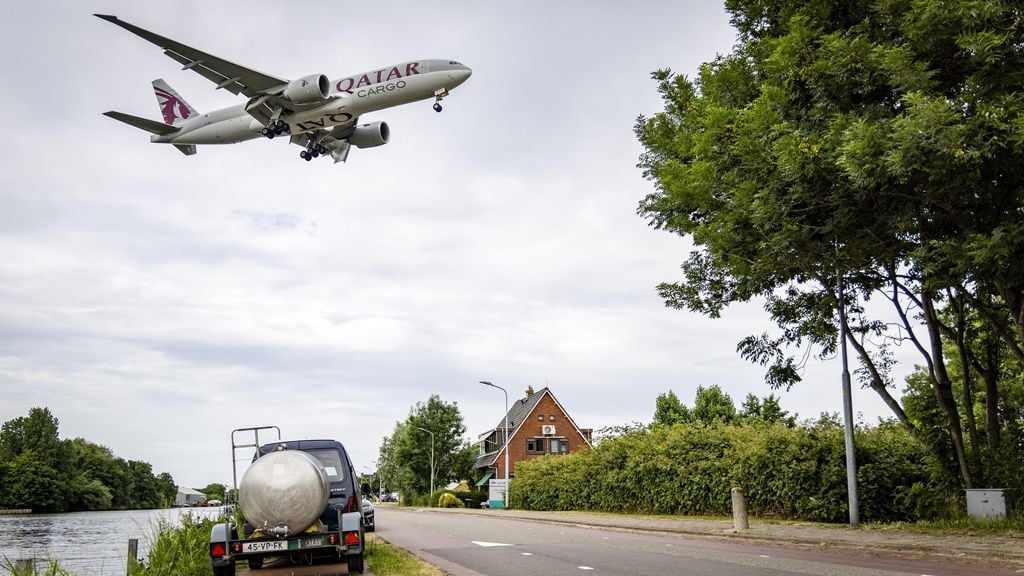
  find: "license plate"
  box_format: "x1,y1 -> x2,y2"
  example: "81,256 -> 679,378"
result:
301,535 -> 325,548
243,540 -> 287,553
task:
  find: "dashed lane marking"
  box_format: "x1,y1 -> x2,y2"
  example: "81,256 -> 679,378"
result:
471,541 -> 513,547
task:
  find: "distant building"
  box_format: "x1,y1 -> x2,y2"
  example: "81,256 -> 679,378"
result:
174,486 -> 206,507
474,386 -> 592,506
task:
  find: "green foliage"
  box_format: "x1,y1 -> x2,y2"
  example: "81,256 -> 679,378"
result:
437,493 -> 465,508
637,0 -> 1024,490
197,483 -> 225,502
0,408 -> 176,512
653,390 -> 690,425
513,418 -> 938,522
1,558 -> 72,576
377,395 -> 471,500
127,514 -> 219,576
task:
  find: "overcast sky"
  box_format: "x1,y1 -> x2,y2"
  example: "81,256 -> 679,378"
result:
0,1 -> 921,489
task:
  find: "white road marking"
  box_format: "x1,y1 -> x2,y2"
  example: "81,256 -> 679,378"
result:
472,541 -> 513,547
578,567 -> 594,571
521,552 -> 533,556
759,555 -> 770,558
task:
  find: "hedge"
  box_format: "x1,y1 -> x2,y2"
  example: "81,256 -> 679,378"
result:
510,419 -> 940,522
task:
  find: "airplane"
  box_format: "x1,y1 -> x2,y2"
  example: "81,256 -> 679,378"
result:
95,14 -> 472,163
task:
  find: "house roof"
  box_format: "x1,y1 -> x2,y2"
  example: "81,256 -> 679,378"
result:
475,386 -> 593,470
177,487 -> 205,496
474,449 -> 499,469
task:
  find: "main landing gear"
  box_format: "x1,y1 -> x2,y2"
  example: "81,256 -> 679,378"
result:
433,102 -> 443,113
261,119 -> 290,139
299,143 -> 327,161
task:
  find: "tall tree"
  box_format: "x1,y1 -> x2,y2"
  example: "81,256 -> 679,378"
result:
379,395 -> 469,498
636,0 -> 1024,488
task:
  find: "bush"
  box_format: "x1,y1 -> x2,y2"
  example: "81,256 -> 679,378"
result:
512,418 -> 941,523
438,493 -> 465,508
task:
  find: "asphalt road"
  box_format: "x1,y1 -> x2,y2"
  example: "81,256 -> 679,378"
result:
376,507 -> 1018,576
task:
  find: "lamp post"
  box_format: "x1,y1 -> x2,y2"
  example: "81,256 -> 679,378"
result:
480,380 -> 509,509
371,459 -> 382,502
415,426 -> 435,496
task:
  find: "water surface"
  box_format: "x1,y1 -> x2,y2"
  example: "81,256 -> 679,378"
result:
0,508 -> 222,575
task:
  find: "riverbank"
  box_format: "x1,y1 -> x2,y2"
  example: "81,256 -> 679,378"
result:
0,510 -> 31,515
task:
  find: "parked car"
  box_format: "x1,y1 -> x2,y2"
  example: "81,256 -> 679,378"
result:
362,498 -> 375,532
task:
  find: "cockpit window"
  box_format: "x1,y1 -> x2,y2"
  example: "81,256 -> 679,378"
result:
449,61 -> 461,65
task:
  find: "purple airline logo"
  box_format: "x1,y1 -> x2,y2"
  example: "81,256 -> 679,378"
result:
154,86 -> 192,124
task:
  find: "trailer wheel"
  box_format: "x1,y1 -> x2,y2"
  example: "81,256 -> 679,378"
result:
212,562 -> 236,576
346,552 -> 364,574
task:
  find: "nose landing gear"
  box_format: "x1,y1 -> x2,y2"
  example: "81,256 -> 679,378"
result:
433,87 -> 450,113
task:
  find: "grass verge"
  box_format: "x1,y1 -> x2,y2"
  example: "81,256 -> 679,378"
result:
365,534 -> 443,576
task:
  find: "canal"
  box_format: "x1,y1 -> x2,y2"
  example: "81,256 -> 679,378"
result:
0,507 -> 222,575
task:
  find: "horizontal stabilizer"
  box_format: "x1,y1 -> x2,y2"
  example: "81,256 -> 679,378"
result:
103,111 -> 178,135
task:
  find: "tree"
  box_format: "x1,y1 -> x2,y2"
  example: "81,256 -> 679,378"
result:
0,407 -> 65,470
692,385 -> 737,424
198,482 -> 225,502
0,452 -> 64,512
740,393 -> 796,426
378,395 -> 469,498
635,0 -> 1024,488
653,390 -> 690,425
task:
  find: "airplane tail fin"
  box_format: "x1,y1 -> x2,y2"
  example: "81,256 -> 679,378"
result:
152,79 -> 198,126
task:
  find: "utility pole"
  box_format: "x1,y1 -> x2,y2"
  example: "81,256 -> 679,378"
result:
838,277 -> 860,529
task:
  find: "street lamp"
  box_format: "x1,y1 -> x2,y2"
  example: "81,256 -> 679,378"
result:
371,459 -> 382,502
414,426 -> 435,496
480,380 -> 509,509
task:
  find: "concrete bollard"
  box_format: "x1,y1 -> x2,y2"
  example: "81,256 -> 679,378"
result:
731,486 -> 749,530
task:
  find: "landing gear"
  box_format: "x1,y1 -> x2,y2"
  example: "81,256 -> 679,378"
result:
299,143 -> 327,162
433,87 -> 449,113
262,119 -> 290,139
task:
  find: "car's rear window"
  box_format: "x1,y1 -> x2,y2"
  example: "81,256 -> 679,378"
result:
306,448 -> 345,482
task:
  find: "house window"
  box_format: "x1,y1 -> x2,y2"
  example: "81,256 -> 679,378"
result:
526,438 -> 544,453
537,415 -> 544,421
549,415 -> 556,421
550,439 -> 568,453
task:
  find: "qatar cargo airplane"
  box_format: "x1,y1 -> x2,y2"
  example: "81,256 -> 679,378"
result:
95,14 -> 471,163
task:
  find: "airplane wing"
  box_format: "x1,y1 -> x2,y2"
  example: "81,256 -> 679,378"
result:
94,14 -> 286,98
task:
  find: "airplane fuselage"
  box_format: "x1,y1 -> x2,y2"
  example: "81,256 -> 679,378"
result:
153,59 -> 471,145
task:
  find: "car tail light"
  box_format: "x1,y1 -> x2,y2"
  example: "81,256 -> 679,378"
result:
210,543 -> 226,557
346,495 -> 358,512
344,531 -> 360,545
328,534 -> 339,545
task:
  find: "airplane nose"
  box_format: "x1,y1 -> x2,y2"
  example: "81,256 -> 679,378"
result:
449,66 -> 472,86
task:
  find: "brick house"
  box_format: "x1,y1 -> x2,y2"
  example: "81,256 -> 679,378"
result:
474,386 -> 593,495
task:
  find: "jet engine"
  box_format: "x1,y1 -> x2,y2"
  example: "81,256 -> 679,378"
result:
282,74 -> 330,105
349,121 -> 390,149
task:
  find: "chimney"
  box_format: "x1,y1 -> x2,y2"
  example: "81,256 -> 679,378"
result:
525,385 -> 535,398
